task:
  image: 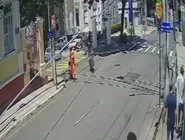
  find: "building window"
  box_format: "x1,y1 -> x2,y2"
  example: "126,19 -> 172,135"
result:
84,10 -> 88,24
4,14 -> 14,56
75,8 -> 80,26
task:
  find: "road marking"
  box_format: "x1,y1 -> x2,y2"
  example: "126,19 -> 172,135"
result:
151,47 -> 157,53
138,48 -> 143,52
74,101 -> 99,126
145,46 -> 152,52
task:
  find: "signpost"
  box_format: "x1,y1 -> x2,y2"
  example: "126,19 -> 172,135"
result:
47,31 -> 54,40
156,0 -> 163,105
160,21 -> 171,33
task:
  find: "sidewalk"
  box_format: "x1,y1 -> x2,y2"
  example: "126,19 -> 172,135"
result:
154,33 -> 185,140
111,25 -> 156,37
95,25 -> 157,56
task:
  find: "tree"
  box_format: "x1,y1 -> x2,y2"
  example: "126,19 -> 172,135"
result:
120,0 -> 127,37
19,0 -> 63,27
19,0 -> 64,49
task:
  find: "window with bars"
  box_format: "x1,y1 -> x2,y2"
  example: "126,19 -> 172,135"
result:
4,14 -> 14,56
84,10 -> 88,24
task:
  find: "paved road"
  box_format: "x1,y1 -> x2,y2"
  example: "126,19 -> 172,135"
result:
3,31 -> 162,140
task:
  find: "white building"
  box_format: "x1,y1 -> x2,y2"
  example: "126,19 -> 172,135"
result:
118,0 -> 141,28
63,0 -> 119,34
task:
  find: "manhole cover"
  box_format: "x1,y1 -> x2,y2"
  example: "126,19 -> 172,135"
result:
125,73 -> 140,82
114,64 -> 120,66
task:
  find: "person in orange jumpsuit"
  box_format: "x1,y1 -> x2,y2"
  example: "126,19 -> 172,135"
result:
69,48 -> 76,79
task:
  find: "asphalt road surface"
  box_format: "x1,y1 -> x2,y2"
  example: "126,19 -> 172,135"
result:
3,31 -> 162,140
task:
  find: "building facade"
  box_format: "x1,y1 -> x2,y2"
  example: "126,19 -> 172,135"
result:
118,0 -> 141,28
0,0 -> 24,109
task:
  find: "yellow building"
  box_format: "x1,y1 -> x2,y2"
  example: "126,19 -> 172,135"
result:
0,0 -> 24,107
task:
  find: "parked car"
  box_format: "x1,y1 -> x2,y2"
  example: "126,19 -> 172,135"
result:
56,36 -> 68,50
45,47 -> 62,61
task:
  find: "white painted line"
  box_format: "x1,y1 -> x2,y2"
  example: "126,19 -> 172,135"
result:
145,46 -> 152,52
75,101 -> 99,126
138,48 -> 143,52
151,47 -> 157,53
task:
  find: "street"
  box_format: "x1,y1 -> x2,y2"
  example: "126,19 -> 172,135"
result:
3,31 -> 162,140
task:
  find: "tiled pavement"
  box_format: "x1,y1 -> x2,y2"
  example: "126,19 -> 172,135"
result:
46,50 -> 87,76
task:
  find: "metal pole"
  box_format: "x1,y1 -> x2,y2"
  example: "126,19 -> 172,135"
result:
144,0 -> 147,27
162,0 -> 168,100
48,2 -> 57,85
92,15 -> 97,48
159,22 -> 162,105
107,13 -> 111,45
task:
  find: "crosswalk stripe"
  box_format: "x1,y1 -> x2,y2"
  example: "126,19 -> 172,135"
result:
145,46 -> 152,52
151,47 -> 157,53
138,48 -> 143,52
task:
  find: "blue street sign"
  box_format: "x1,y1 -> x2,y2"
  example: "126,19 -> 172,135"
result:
160,21 -> 171,33
48,31 -> 54,39
128,0 -> 133,25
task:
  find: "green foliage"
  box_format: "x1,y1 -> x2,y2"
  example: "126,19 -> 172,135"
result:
19,0 -> 63,27
111,23 -> 121,34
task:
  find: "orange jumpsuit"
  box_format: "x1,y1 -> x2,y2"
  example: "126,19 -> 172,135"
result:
69,51 -> 75,79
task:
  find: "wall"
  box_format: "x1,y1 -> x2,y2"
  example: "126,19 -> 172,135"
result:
0,0 -> 24,111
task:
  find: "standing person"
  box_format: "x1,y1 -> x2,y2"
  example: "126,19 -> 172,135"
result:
69,48 -> 76,79
87,31 -> 95,73
165,84 -> 177,140
175,66 -> 184,124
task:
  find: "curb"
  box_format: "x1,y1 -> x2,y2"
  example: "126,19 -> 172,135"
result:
151,107 -> 164,140
0,83 -> 65,140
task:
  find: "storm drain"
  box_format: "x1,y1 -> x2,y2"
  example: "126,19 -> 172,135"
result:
117,72 -> 140,83
125,73 -> 140,82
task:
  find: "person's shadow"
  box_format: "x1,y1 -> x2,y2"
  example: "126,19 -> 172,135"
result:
127,132 -> 137,140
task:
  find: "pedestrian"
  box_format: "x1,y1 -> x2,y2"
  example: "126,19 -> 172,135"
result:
127,132 -> 137,140
69,48 -> 76,79
175,66 -> 184,124
88,45 -> 95,73
165,84 -> 177,140
87,32 -> 95,73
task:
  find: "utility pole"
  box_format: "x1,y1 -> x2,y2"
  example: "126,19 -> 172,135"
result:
162,0 -> 170,99
159,26 -> 162,105
156,0 -> 163,105
47,2 -> 57,85
144,0 -> 147,28
92,15 -> 97,48
107,13 -> 111,45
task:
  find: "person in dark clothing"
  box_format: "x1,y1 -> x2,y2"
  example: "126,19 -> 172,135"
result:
165,84 -> 177,140
127,132 -> 137,140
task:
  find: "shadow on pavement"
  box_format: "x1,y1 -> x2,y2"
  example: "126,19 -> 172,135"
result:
94,35 -> 146,57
